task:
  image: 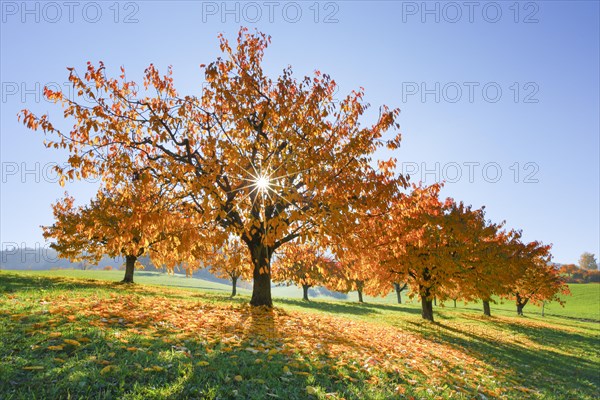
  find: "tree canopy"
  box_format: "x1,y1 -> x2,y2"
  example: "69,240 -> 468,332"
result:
21,28 -> 402,306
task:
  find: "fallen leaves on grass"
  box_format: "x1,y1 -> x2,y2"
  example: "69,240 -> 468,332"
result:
306,386 -> 318,395
63,339 -> 81,347
2,277 -> 575,398
32,292 -> 496,393
100,365 -> 117,375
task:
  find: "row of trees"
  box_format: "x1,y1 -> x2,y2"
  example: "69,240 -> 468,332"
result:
265,184 -> 569,320
21,28 -> 569,322
558,264 -> 600,283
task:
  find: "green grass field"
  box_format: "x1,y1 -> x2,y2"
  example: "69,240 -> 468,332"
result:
1,270 -> 598,399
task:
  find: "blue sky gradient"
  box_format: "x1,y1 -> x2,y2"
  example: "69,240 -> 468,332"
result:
1,1 -> 598,264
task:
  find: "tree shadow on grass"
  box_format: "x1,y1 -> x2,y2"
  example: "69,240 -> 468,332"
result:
0,272 -> 114,293
0,302 -> 405,399
0,273 -> 198,304
401,318 -> 600,399
155,282 -> 231,293
476,316 -> 600,356
275,297 -> 422,317
0,288 -> 489,400
3,273 -> 596,398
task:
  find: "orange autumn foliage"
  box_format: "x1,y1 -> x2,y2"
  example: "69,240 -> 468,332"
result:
20,28 -> 403,306
501,240 -> 570,315
271,241 -> 336,300
200,236 -> 252,297
43,171 -> 209,283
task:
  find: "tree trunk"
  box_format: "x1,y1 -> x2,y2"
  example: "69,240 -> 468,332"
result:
541,301 -> 545,317
231,276 -> 238,297
249,243 -> 273,307
515,293 -> 528,316
433,297 -> 437,306
122,255 -> 136,283
421,296 -> 434,322
356,280 -> 365,303
483,300 -> 491,317
393,282 -> 406,304
453,299 -> 457,308
302,284 -> 310,301
420,286 -> 434,322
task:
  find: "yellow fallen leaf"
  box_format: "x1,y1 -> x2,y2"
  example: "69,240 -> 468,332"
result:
395,386 -> 406,394
22,366 -> 44,370
196,361 -> 210,367
126,347 -> 138,352
78,337 -> 91,343
53,358 -> 65,363
48,345 -> 64,351
367,376 -> 379,385
100,365 -> 115,375
49,332 -> 62,338
63,339 -> 81,347
306,386 -> 318,395
283,366 -> 291,375
234,375 -> 243,382
152,365 -> 164,372
255,358 -> 263,364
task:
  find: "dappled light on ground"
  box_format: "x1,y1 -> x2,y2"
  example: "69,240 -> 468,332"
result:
1,273 -> 598,399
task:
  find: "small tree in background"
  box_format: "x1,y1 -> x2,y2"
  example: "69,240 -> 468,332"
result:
371,184 -> 462,321
272,241 -> 335,301
328,250 -> 392,304
43,172 -> 202,283
392,282 -> 408,304
504,241 -> 570,315
579,252 -> 598,271
441,204 -> 518,317
206,236 -> 252,297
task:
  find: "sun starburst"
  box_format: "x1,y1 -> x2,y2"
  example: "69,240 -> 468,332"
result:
254,175 -> 271,193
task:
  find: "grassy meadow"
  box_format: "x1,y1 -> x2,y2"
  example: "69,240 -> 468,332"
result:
0,270 -> 598,399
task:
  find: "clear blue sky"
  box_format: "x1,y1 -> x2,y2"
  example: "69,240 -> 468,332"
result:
1,1 -> 598,264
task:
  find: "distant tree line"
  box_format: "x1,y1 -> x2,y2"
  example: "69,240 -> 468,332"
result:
558,264 -> 600,283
